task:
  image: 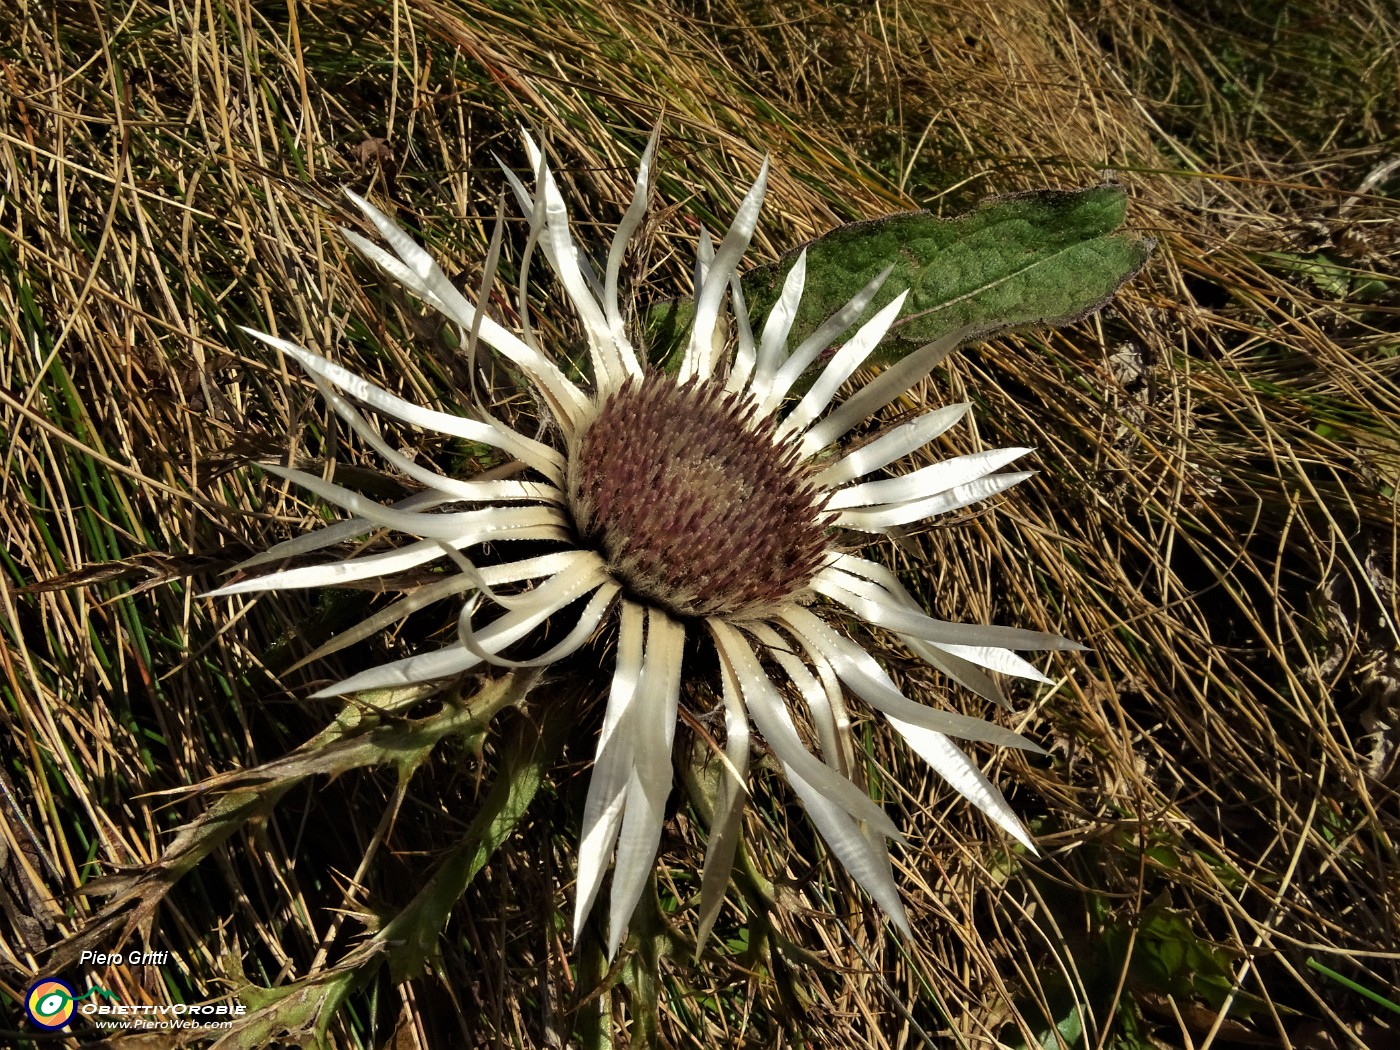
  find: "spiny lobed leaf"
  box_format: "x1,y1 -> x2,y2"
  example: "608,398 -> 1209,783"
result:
648,185 -> 1153,371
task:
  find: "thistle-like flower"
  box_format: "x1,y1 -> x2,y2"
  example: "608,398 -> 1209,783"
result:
213,133 -> 1078,956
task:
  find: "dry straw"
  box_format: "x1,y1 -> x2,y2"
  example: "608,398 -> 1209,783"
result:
1,0 -> 1395,1047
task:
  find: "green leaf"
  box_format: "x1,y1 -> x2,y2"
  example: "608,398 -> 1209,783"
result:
1100,895 -> 1268,1019
646,185 -> 1153,376
1038,1004 -> 1084,1049
47,677 -> 518,976
383,700 -> 570,983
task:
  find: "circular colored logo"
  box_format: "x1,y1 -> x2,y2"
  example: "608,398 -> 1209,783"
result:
25,979 -> 76,1030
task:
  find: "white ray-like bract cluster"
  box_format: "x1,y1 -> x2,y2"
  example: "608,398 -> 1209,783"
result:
214,131 -> 1080,957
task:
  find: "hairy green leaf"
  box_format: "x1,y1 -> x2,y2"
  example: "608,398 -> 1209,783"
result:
646,185 -> 1152,374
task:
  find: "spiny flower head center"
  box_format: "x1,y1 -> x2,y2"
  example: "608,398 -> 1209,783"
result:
567,372 -> 830,619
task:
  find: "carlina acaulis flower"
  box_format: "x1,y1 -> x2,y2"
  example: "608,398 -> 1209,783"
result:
210,129 -> 1082,958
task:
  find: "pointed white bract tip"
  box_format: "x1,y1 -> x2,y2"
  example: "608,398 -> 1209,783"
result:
603,911 -> 624,959
201,568 -> 282,599
888,907 -> 914,941
343,188 -> 379,218
200,577 -> 271,599
754,160 -> 770,193
239,326 -> 300,357
520,130 -> 544,172
741,158 -> 770,217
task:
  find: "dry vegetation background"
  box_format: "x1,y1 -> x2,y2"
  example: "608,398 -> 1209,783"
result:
1,0 -> 1398,1046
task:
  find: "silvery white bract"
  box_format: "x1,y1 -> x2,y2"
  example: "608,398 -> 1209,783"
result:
213,131 -> 1079,957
